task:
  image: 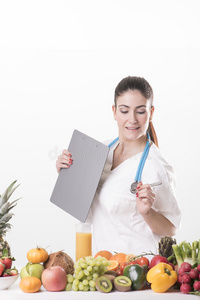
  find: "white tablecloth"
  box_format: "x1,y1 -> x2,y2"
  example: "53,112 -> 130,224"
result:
1,277 -> 196,300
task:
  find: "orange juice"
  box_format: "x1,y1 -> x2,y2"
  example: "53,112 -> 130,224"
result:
76,232 -> 92,261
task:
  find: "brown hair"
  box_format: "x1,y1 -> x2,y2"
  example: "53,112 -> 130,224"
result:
114,76 -> 159,147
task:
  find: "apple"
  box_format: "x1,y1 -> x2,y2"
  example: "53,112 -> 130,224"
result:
20,263 -> 44,280
149,255 -> 168,269
27,263 -> 44,279
41,266 -> 67,291
20,266 -> 30,279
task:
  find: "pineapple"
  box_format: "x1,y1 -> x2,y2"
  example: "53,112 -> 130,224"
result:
0,180 -> 20,257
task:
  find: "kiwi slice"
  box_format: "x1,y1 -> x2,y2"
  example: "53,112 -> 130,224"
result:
114,276 -> 132,292
95,276 -> 113,293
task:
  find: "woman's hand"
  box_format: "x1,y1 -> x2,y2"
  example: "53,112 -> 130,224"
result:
136,182 -> 155,215
56,149 -> 73,173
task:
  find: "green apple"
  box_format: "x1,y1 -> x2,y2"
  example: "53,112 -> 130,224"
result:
20,265 -> 31,279
27,262 -> 44,279
20,262 -> 44,280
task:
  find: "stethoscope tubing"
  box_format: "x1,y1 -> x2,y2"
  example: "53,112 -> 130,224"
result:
108,132 -> 150,183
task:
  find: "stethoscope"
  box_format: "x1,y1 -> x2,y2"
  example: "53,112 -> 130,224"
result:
108,132 -> 162,194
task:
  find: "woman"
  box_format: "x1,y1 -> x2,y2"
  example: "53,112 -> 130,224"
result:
56,76 -> 181,255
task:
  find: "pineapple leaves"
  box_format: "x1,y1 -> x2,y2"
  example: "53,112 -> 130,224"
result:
0,180 -> 20,207
0,223 -> 12,231
8,198 -> 21,208
0,180 -> 21,236
0,202 -> 10,215
0,212 -> 14,223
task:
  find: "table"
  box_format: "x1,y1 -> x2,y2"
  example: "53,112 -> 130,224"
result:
1,277 -> 196,300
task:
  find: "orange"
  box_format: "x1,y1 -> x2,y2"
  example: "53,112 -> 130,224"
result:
94,250 -> 113,260
107,260 -> 119,271
125,254 -> 136,263
19,277 -> 41,293
110,253 -> 127,264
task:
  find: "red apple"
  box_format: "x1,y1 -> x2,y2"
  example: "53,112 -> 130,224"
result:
149,255 -> 168,269
41,266 -> 67,291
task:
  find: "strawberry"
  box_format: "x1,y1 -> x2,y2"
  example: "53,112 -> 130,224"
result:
2,269 -> 11,277
10,268 -> 18,276
0,262 -> 6,276
0,249 -> 15,269
0,257 -> 13,269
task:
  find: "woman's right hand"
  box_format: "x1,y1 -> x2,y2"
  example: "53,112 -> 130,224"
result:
56,149 -> 73,173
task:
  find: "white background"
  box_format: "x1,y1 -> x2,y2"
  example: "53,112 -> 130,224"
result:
0,0 -> 200,266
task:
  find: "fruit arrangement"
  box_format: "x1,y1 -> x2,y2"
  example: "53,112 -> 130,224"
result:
19,247 -> 74,293
19,247 -> 49,293
1,182 -> 200,296
18,238 -> 200,294
88,238 -> 200,295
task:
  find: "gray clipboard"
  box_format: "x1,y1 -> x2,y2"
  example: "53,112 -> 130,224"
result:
50,129 -> 110,222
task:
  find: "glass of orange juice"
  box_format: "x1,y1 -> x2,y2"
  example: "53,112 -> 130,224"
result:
76,222 -> 92,261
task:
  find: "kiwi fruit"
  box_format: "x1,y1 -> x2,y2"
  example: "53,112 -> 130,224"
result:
104,274 -> 116,283
95,276 -> 113,293
114,276 -> 132,292
104,270 -> 118,277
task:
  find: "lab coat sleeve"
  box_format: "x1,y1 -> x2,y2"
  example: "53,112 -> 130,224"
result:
152,163 -> 181,229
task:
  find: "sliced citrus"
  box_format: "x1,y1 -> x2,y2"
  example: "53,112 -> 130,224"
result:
125,254 -> 136,263
110,253 -> 127,264
107,260 -> 119,271
94,250 -> 113,260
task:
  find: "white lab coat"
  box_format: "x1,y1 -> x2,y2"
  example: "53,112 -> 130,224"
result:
87,141 -> 181,256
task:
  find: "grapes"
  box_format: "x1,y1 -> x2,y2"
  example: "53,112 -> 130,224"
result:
67,274 -> 74,283
84,269 -> 90,276
87,265 -> 92,272
83,285 -> 90,291
65,283 -> 72,291
72,284 -> 79,291
87,275 -> 93,281
93,273 -> 99,280
73,278 -> 80,286
66,256 -> 110,291
89,280 -> 96,287
83,279 -> 89,286
77,270 -> 84,279
78,282 -> 84,291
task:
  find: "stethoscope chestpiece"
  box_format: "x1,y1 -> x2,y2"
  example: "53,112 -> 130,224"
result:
130,181 -> 138,194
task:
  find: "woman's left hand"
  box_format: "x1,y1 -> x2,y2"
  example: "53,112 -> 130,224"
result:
136,182 -> 155,215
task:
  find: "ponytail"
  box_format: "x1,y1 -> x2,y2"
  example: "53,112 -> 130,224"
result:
148,121 -> 159,148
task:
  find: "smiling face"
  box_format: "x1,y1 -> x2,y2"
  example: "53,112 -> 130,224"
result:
112,89 -> 154,143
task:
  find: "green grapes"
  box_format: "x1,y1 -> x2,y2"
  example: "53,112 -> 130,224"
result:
65,283 -> 72,291
82,279 -> 89,286
66,256 -> 110,291
67,274 -> 74,283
